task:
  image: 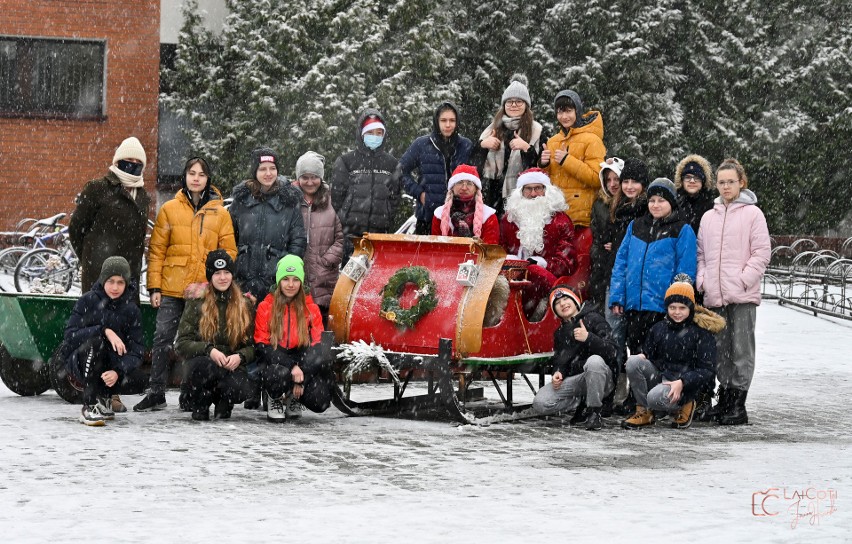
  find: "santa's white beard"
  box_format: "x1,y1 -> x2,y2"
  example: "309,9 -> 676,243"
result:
505,187 -> 567,255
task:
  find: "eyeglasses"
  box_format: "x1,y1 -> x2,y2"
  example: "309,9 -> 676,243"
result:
505,100 -> 525,107
521,185 -> 546,195
717,180 -> 739,187
683,174 -> 702,183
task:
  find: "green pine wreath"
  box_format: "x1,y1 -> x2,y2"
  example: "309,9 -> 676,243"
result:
379,266 -> 438,329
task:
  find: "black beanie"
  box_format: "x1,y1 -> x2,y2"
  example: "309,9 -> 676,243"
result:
681,161 -> 706,182
99,256 -> 131,285
620,158 -> 649,188
205,250 -> 235,282
250,147 -> 280,180
647,178 -> 678,209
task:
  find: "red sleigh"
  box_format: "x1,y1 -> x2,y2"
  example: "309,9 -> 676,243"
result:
325,233 -> 560,423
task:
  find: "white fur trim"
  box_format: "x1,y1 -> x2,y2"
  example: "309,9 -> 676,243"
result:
361,121 -> 385,135
516,170 -> 550,189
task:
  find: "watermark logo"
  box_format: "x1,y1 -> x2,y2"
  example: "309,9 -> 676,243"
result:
752,487 -> 838,529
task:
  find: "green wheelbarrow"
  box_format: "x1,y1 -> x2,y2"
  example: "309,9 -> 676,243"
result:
0,292 -> 156,403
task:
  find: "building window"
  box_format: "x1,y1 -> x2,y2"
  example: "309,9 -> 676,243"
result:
0,36 -> 106,119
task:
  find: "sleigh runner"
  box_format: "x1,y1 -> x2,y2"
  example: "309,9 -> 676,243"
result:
328,233 -> 559,423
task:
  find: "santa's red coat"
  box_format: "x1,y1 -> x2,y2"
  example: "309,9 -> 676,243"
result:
500,212 -> 577,278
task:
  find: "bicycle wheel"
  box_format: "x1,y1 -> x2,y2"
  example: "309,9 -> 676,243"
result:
13,248 -> 75,294
0,246 -> 28,291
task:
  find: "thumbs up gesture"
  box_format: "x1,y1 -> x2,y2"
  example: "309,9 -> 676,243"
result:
481,129 -> 501,151
509,130 -> 530,152
573,319 -> 589,342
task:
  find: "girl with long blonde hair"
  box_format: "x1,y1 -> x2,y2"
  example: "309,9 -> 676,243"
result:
175,250 -> 255,421
254,255 -> 330,422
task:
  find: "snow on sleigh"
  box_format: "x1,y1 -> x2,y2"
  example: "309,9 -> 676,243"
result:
326,233 -> 562,424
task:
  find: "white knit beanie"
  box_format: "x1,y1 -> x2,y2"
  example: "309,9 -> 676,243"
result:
112,137 -> 147,167
501,74 -> 531,106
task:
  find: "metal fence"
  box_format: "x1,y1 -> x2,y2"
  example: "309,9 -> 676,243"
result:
762,236 -> 852,320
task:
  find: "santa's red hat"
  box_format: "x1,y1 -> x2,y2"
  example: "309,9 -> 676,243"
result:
361,115 -> 385,135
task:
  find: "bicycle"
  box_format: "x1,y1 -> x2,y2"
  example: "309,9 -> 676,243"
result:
13,228 -> 80,295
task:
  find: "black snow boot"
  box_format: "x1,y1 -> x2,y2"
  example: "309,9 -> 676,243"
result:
694,387 -> 717,422
569,401 -> 587,425
584,407 -> 603,431
719,388 -> 749,426
697,387 -> 727,423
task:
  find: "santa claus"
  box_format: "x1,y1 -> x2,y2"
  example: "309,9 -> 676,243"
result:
501,168 -> 577,317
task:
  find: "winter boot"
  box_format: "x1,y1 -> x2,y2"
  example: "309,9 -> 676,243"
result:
621,406 -> 655,429
584,407 -> 603,431
285,395 -> 303,420
700,387 -> 730,423
111,394 -> 127,413
179,388 -> 192,412
671,400 -> 696,429
214,399 -> 234,420
191,408 -> 210,421
693,388 -> 715,422
133,392 -> 167,412
719,388 -> 749,425
267,395 -> 286,423
96,397 -> 116,420
80,404 -> 106,426
243,395 -> 262,410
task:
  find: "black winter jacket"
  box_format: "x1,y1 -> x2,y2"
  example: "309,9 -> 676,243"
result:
676,189 -> 715,236
68,171 -> 150,292
229,180 -> 307,299
61,282 -> 144,382
399,102 -> 474,222
642,316 -> 716,399
588,197 -> 614,307
331,108 -> 402,240
550,305 -> 618,380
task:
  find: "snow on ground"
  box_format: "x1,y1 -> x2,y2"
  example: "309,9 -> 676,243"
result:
1,300 -> 849,543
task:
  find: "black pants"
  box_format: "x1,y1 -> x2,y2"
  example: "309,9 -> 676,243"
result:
259,346 -> 333,414
625,310 -> 665,355
184,356 -> 255,410
76,336 -> 147,405
414,219 -> 431,235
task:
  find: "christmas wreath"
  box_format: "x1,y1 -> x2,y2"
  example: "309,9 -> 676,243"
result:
379,266 -> 438,329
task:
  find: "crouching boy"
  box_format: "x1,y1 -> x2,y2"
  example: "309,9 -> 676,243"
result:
61,256 -> 147,426
532,285 -> 618,430
621,280 -> 722,430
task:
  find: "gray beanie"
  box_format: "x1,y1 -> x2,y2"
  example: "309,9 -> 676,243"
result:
295,151 -> 325,180
647,177 -> 678,208
501,74 -> 531,106
99,256 -> 131,285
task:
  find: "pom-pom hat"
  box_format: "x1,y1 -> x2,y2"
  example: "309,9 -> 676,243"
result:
549,285 -> 582,315
516,168 -> 551,190
447,164 -> 481,191
664,281 -> 695,310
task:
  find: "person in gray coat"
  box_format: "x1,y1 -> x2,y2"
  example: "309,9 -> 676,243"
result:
229,147 -> 307,301
293,151 -> 344,324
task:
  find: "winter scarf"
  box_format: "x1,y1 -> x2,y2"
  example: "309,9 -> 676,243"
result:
479,120 -> 543,198
108,165 -> 144,200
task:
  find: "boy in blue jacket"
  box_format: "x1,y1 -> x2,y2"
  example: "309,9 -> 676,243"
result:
62,257 -> 147,426
621,280 -> 722,429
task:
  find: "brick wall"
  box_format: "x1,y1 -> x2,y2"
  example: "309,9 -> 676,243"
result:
0,0 -> 159,231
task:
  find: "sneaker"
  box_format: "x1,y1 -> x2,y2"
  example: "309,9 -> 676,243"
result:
621,406 -> 655,429
133,393 -> 167,412
671,400 -> 696,429
80,404 -> 106,426
584,408 -> 603,431
285,396 -> 303,420
191,409 -> 210,421
111,395 -> 127,413
96,397 -> 115,420
267,396 -> 286,423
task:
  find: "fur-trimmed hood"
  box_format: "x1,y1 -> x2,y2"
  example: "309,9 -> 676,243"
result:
693,304 -> 726,333
674,154 -> 714,192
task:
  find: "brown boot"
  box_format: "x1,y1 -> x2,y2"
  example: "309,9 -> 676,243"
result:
111,394 -> 127,413
621,406 -> 655,429
671,400 -> 695,429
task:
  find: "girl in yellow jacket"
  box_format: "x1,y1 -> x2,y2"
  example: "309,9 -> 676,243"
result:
133,157 -> 237,412
540,90 -> 607,298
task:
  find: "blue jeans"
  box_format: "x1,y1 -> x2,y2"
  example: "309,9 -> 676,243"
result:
148,295 -> 185,394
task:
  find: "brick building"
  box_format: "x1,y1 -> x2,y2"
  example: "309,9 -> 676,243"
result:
0,0 -> 160,231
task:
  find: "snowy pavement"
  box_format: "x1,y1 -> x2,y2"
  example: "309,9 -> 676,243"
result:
1,300 -> 849,543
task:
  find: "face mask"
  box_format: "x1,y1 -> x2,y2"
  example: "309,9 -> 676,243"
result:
117,159 -> 143,176
363,134 -> 383,150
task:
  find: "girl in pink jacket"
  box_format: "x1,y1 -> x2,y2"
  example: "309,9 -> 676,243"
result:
696,159 -> 770,426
